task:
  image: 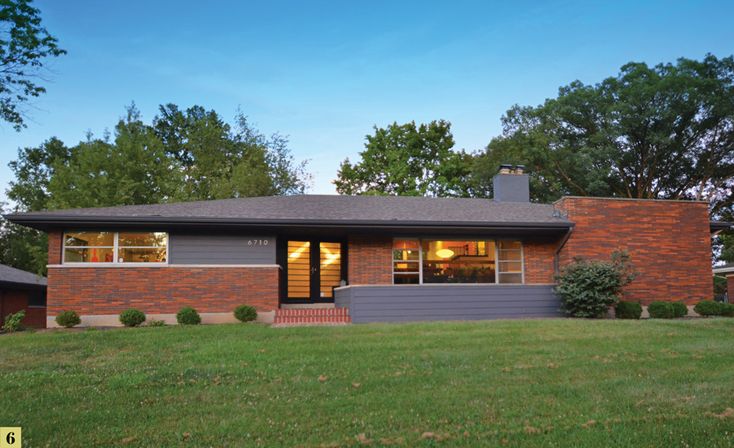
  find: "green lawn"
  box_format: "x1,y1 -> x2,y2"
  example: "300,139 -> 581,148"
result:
1,319 -> 733,447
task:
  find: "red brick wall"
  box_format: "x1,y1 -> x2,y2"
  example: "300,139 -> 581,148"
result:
348,235 -> 393,285
46,266 -> 279,316
556,197 -> 713,304
523,241 -> 557,284
0,289 -> 46,328
48,231 -> 62,265
728,275 -> 734,300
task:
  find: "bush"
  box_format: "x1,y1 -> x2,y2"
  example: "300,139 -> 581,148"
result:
176,307 -> 201,325
648,302 -> 675,319
119,309 -> 146,327
556,251 -> 635,318
615,302 -> 642,319
55,310 -> 81,328
234,305 -> 257,323
694,300 -> 725,316
721,303 -> 734,317
671,302 -> 688,318
2,310 -> 25,333
146,319 -> 166,327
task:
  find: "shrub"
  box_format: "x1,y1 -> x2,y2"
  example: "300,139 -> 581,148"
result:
648,302 -> 675,319
55,310 -> 81,328
119,309 -> 146,327
146,319 -> 166,327
615,301 -> 642,319
234,305 -> 257,323
694,300 -> 725,317
556,251 -> 636,318
721,303 -> 734,317
2,310 -> 25,333
671,302 -> 688,318
176,307 -> 201,325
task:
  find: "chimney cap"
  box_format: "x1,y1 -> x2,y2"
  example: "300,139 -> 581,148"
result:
514,164 -> 526,174
499,164 -> 513,174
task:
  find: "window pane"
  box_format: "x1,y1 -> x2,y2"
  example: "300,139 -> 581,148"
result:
393,261 -> 419,273
393,239 -> 419,261
64,232 -> 114,247
320,242 -> 342,298
118,247 -> 167,263
499,240 -> 521,251
394,273 -> 419,284
498,261 -> 522,273
422,240 -> 496,283
498,273 -> 523,284
119,232 -> 167,247
64,247 -> 115,263
287,241 -> 310,298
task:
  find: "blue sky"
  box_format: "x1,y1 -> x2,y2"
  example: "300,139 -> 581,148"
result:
1,0 -> 733,200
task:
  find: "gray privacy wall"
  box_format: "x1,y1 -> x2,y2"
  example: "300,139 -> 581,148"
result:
169,234 -> 276,264
335,284 -> 561,323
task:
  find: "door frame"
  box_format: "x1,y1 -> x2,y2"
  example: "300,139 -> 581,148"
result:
278,237 -> 348,304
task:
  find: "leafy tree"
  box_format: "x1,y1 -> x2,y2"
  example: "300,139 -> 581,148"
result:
0,0 -> 66,130
2,103 -> 311,274
153,104 -> 309,200
334,120 -> 473,196
47,106 -> 174,208
474,54 -> 734,215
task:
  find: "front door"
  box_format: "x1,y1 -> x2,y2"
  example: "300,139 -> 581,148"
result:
285,240 -> 344,302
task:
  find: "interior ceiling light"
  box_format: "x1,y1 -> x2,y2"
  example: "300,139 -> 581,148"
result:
436,248 -> 454,259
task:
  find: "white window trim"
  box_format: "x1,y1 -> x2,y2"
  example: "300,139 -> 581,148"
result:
392,238 -> 524,285
62,231 -> 169,266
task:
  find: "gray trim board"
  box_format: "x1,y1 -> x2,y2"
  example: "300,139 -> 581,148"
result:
335,284 -> 561,323
169,234 -> 276,265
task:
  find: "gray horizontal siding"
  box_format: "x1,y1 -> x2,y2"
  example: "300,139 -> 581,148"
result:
169,234 -> 276,265
335,284 -> 561,323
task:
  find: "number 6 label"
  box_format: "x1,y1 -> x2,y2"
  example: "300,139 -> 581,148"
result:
0,427 -> 21,448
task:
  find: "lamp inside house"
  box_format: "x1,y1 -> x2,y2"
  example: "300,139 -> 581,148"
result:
435,248 -> 454,259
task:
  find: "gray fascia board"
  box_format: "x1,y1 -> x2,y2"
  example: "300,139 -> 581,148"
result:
4,213 -> 574,231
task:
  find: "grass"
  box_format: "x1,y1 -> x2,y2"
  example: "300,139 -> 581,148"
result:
1,319 -> 733,447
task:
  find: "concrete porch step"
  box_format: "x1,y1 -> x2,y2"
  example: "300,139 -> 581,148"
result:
273,307 -> 351,326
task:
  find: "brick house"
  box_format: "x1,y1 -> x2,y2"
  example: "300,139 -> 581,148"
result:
713,263 -> 734,302
5,167 -> 730,326
0,264 -> 47,328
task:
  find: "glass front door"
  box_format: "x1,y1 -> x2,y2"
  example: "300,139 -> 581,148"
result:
286,240 -> 343,302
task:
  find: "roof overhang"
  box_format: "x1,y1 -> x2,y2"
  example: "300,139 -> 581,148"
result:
4,213 -> 574,237
711,221 -> 733,234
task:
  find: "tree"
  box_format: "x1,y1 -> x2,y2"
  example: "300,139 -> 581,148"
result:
153,104 -> 309,200
474,54 -> 734,215
334,120 -> 473,196
2,103 -> 311,273
0,0 -> 66,130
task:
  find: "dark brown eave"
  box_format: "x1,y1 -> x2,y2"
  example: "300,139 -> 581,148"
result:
711,221 -> 733,234
3,213 -> 574,237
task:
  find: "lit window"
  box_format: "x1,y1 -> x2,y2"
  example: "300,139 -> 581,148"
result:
63,232 -> 167,264
422,240 -> 496,284
392,239 -> 420,284
392,238 -> 524,284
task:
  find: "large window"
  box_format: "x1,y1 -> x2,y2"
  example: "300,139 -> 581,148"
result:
63,232 -> 167,264
392,238 -> 523,284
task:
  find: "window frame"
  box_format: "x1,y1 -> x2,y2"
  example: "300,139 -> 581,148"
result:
392,238 -> 422,284
392,238 -> 524,285
62,231 -> 169,266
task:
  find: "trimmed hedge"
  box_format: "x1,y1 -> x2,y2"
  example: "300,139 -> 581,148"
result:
234,305 -> 257,323
694,301 -> 724,316
119,309 -> 146,327
722,303 -> 734,317
615,301 -> 642,319
176,307 -> 201,325
648,302 -> 675,319
56,310 -> 81,328
671,302 -> 688,318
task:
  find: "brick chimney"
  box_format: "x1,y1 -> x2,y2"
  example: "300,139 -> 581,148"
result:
493,164 -> 529,202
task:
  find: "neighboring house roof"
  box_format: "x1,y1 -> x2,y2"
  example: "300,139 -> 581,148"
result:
4,195 -> 573,233
713,263 -> 734,275
0,263 -> 47,288
711,221 -> 734,233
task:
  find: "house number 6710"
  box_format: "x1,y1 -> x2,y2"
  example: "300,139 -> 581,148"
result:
248,239 -> 269,246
